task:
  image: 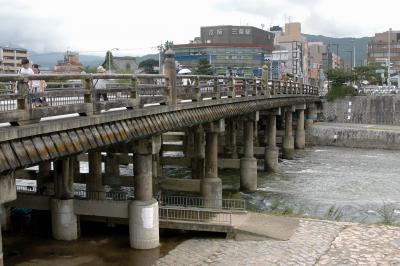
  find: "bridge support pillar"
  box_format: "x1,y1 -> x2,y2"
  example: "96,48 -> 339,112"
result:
105,153 -> 120,186
225,119 -> 238,159
202,120 -> 224,207
265,112 -> 280,172
38,161 -> 52,194
192,125 -> 205,179
283,108 -> 295,160
295,108 -> 306,149
52,157 -> 78,241
240,117 -> 258,192
130,138 -> 159,249
305,103 -> 317,129
88,151 -> 105,200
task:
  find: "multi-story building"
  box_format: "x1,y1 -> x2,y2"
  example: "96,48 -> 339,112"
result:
273,22 -> 306,81
54,51 -> 83,73
368,30 -> 400,72
173,25 -> 274,76
0,47 -> 28,73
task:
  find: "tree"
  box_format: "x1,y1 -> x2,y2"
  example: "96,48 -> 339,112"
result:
326,69 -> 356,101
194,57 -> 213,75
139,59 -> 159,74
102,51 -> 116,72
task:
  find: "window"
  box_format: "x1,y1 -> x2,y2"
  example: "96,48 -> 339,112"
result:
217,29 -> 223,35
238,28 -> 244,35
245,28 -> 251,35
208,29 -> 214,36
232,28 -> 238,35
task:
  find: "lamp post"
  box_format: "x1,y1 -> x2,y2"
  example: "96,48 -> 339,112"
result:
108,48 -> 119,73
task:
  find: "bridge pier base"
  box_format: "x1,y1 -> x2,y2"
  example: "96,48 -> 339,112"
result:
240,119 -> 257,192
202,121 -> 224,207
51,199 -> 78,240
283,110 -> 294,160
88,151 -> 106,200
192,125 -> 205,179
295,109 -> 305,149
131,138 -> 159,249
264,114 -> 279,172
129,199 -> 159,250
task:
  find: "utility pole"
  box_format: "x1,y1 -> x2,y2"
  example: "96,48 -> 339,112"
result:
388,28 -> 392,87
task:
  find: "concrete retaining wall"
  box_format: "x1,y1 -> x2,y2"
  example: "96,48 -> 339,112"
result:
308,122 -> 400,149
321,95 -> 400,125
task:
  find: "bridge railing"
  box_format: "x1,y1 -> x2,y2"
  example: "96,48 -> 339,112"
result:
0,73 -> 318,125
159,206 -> 232,225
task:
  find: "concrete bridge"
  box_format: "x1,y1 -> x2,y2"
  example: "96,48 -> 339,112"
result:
0,50 -> 320,265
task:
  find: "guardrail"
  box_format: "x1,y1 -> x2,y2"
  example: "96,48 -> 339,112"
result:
0,73 -> 319,125
159,206 -> 232,225
157,194 -> 246,211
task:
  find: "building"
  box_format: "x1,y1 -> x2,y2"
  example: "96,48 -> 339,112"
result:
273,22 -> 306,81
368,30 -> 400,72
113,56 -> 138,73
0,47 -> 28,73
173,25 -> 274,76
54,51 -> 82,73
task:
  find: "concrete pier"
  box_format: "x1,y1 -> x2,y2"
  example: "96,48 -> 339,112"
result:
50,199 -> 78,240
265,112 -> 279,172
228,119 -> 238,159
130,138 -> 159,249
240,118 -> 257,192
202,120 -> 224,207
37,161 -> 51,193
52,157 -> 78,240
105,153 -> 120,186
192,125 -> 205,179
295,105 -> 306,149
282,109 -> 295,160
88,151 -> 105,200
306,103 -> 317,129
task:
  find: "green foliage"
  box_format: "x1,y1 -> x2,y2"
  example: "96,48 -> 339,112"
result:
326,84 -> 357,101
194,57 -> 214,75
81,65 -> 97,73
159,41 -> 174,54
102,51 -> 116,71
0,84 -> 6,91
139,59 -> 159,74
377,203 -> 397,225
325,205 -> 344,221
353,62 -> 383,85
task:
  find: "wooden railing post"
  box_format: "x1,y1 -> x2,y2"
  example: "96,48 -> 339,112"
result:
213,77 -> 220,99
163,49 -> 176,105
81,76 -> 93,116
16,77 -> 33,123
229,77 -> 236,98
193,76 -> 201,102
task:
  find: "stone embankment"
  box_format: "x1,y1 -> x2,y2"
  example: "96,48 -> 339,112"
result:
156,219 -> 400,265
307,122 -> 400,149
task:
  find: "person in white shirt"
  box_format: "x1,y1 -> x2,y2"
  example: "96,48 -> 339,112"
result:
31,64 -> 47,107
15,58 -> 34,93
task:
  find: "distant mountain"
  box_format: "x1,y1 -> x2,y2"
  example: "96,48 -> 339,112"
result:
29,52 -> 103,69
303,34 -> 373,67
28,52 -> 159,69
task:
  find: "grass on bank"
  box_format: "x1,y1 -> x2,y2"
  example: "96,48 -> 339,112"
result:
326,84 -> 357,101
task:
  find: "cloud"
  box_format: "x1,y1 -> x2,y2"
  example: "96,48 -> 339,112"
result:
0,1 -> 67,52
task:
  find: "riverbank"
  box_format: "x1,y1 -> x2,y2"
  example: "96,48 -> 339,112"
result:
156,218 -> 400,265
307,122 -> 400,149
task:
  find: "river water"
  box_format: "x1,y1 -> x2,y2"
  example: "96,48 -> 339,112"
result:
229,146 -> 400,223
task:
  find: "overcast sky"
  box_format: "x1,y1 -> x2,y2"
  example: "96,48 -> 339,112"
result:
1,0 -> 399,56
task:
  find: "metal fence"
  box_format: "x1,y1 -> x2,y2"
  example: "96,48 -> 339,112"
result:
157,195 -> 246,211
16,184 -> 37,194
159,206 -> 232,225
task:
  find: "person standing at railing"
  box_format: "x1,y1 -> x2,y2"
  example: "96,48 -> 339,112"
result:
93,66 -> 108,101
31,64 -> 47,107
15,58 -> 34,93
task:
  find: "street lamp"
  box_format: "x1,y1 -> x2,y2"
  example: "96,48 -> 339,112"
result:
108,48 -> 119,73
